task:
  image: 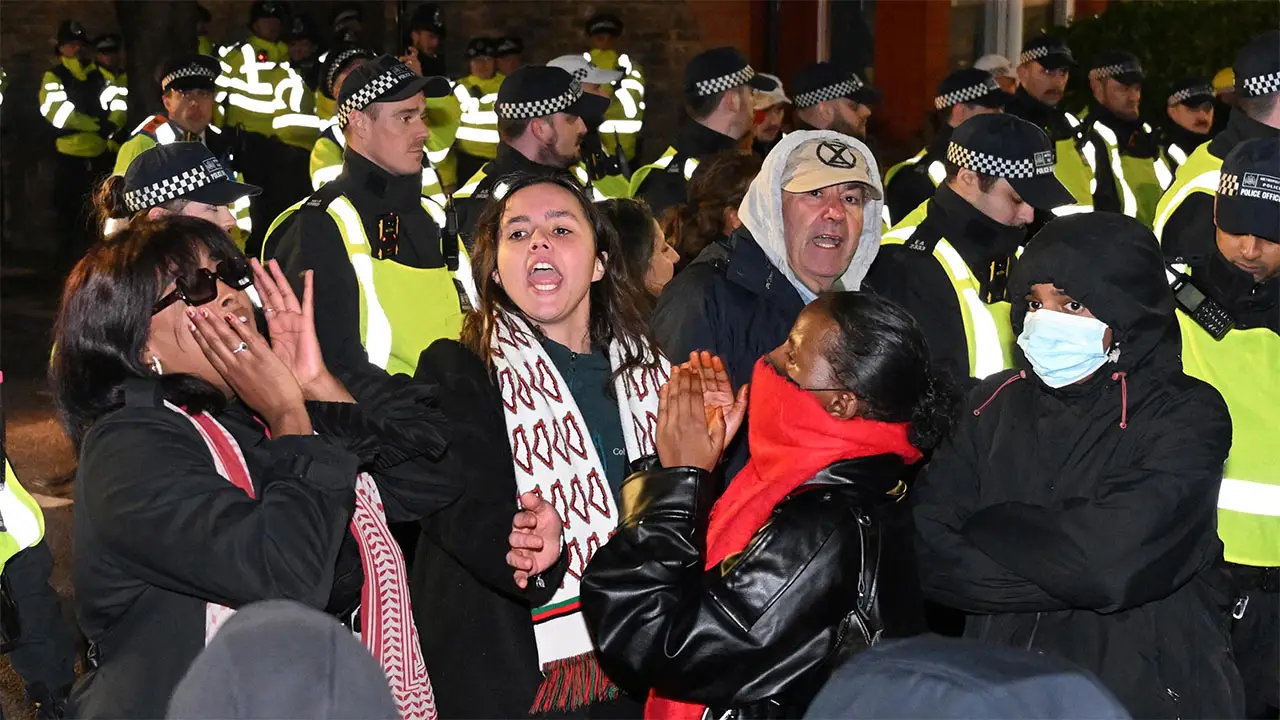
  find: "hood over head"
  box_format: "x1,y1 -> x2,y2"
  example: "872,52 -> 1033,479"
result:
805,635 -> 1130,719
166,600 -> 399,719
739,129 -> 884,295
1009,212 -> 1178,376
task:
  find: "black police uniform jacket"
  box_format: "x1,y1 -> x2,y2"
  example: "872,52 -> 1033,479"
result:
580,458 -> 925,716
67,374 -> 460,719
454,142 -> 578,249
651,227 -> 806,475
634,120 -> 741,217
912,215 -> 1245,719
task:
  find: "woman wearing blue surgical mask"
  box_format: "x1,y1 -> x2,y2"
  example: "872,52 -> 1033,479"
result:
912,212 -> 1245,718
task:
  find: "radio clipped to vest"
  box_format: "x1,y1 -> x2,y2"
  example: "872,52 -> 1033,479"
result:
1169,266 -> 1234,340
374,213 -> 399,261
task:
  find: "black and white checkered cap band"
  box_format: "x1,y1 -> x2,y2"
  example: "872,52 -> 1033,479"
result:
162,65 -> 218,91
326,48 -> 368,94
1219,172 -> 1241,197
1019,45 -> 1073,66
124,160 -> 228,213
935,77 -> 1001,110
795,77 -> 864,109
1168,85 -> 1214,105
337,63 -> 418,129
1089,61 -> 1143,81
694,65 -> 756,98
1241,71 -> 1280,98
946,142 -> 1055,179
496,80 -> 583,119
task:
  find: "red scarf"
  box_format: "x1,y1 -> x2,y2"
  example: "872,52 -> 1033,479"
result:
645,358 -> 921,719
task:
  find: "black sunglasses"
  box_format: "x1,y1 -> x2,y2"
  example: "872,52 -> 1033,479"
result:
152,257 -> 253,315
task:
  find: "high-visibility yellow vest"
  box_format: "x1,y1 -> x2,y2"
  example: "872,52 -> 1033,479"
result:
572,164 -> 630,201
882,148 -> 946,227
629,146 -> 699,198
425,90 -> 462,190
588,49 -> 644,161
1053,112 -> 1099,210
264,194 -> 476,375
1,457 -> 47,574
39,57 -> 110,158
309,125 -> 446,206
1086,119 -> 1173,228
453,74 -> 504,160
216,36 -> 320,147
1178,308 -> 1280,567
1153,142 -> 1221,247
883,201 -> 1016,379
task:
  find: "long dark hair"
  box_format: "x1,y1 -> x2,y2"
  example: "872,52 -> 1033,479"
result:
598,197 -> 660,310
813,292 -> 960,450
459,173 -> 662,379
50,215 -> 241,448
659,149 -> 761,264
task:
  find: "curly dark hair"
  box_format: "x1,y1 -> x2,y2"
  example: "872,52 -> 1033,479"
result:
659,149 -> 762,264
459,173 -> 663,379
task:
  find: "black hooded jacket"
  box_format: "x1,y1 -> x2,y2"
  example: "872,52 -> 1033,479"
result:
912,213 -> 1244,719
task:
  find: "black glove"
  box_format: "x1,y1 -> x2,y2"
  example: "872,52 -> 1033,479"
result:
97,120 -> 119,140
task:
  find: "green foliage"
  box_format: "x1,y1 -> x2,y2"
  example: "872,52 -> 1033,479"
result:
1048,0 -> 1280,117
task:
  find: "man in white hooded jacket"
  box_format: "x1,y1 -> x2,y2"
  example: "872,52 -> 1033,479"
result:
652,130 -> 884,474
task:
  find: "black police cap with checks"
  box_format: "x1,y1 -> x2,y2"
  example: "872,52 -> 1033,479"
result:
337,62 -> 417,129
1242,71 -> 1280,98
946,142 -> 1056,180
1089,59 -> 1143,82
497,78 -> 583,120
694,65 -> 757,98
162,64 -> 219,92
795,76 -> 864,109
125,157 -> 229,213
935,75 -> 1001,110
1168,83 -> 1214,106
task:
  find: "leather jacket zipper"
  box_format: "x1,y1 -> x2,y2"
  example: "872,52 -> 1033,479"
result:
1025,612 -> 1043,651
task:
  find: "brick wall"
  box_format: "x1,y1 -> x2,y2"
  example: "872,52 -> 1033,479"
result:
0,1 -> 754,255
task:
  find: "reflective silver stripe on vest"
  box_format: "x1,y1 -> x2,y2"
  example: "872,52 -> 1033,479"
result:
1154,169 -> 1219,240
934,239 -> 1006,379
329,197 -> 395,368
1219,478 -> 1280,517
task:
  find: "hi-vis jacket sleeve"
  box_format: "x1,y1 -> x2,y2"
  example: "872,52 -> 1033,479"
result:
78,405 -> 359,610
39,70 -> 101,133
912,399 -> 1072,615
962,384 -> 1231,614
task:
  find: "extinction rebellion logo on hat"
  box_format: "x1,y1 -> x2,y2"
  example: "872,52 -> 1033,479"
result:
201,157 -> 228,182
817,141 -> 858,169
1034,151 -> 1055,170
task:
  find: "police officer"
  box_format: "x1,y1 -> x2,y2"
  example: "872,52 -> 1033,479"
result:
867,114 -> 1076,388
331,3 -> 362,45
216,0 -> 318,252
1155,30 -> 1280,263
264,56 -> 473,379
1163,77 -> 1216,172
405,4 -> 460,191
1169,138 -> 1280,719
584,12 -> 645,164
93,32 -> 129,150
406,3 -> 448,77
40,20 -> 119,269
454,65 -> 610,241
547,53 -> 632,199
197,4 -> 215,56
631,46 -> 775,216
495,36 -> 524,77
453,37 -> 505,186
790,62 -> 881,140
884,68 -> 1009,225
1006,35 -> 1099,211
1080,51 -> 1172,226
285,12 -> 322,94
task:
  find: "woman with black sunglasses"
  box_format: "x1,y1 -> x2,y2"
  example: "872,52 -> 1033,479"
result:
50,215 -> 465,719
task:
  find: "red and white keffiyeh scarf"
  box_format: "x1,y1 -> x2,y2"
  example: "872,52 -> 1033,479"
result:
167,403 -> 437,720
489,312 -> 669,712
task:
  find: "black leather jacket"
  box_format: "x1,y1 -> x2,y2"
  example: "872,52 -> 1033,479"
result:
580,455 -> 925,717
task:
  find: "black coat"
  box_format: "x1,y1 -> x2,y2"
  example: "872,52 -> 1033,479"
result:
634,121 -> 741,217
580,458 -> 925,716
651,229 -> 805,475
912,213 -> 1244,718
883,126 -> 950,226
411,340 -> 570,718
67,373 -> 458,719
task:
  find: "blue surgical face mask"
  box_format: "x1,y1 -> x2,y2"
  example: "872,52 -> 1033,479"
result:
1016,309 -> 1115,388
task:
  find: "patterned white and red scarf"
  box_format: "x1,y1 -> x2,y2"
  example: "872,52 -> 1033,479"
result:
166,403 -> 437,720
489,312 -> 669,712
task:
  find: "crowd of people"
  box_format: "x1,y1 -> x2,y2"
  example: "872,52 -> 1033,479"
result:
0,1 -> 1277,719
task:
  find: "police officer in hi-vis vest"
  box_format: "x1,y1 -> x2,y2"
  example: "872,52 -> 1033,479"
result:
867,114 -> 1076,390
1169,138 -> 1280,719
263,56 -> 476,379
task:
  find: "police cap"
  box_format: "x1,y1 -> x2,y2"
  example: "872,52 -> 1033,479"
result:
160,55 -> 220,93
1019,35 -> 1074,71
1234,30 -> 1280,99
466,37 -> 497,60
495,36 -> 524,58
55,20 -> 89,49
123,143 -> 260,214
336,55 -> 450,129
935,68 -> 1009,111
94,33 -> 122,54
791,62 -> 879,109
410,3 -> 446,38
1167,77 -> 1215,108
686,47 -> 776,98
1217,138 -> 1280,244
585,12 -> 623,37
496,66 -> 609,122
250,1 -> 290,23
321,46 -> 377,100
1089,50 -> 1143,87
949,114 -> 1075,211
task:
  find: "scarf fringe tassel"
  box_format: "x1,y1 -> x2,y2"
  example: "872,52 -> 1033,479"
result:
529,651 -> 620,714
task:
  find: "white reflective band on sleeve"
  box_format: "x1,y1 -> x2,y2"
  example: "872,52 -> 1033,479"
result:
420,198 -> 447,228
935,239 -> 1004,378
51,102 -> 75,129
479,93 -> 499,104
1051,204 -> 1095,216
1218,478 -> 1280,517
155,123 -> 178,144
99,87 -> 116,110
231,195 -> 251,212
461,110 -> 498,125
228,93 -> 283,115
455,126 -> 500,144
333,196 -> 394,369
427,146 -> 450,163
598,119 -> 643,134
272,113 -> 322,130
927,161 -> 946,185
573,166 -> 589,184
236,216 -> 253,232
1153,170 -> 1219,239
1092,123 -> 1137,217
45,82 -> 62,91
1065,113 -> 1081,128
334,129 -> 346,149
1154,157 -> 1173,189
421,166 -> 440,190
110,98 -> 128,113
683,158 -> 700,179
220,60 -> 234,74
619,78 -> 644,95
614,86 -> 638,118
1168,144 -> 1188,166
0,483 -> 42,550
883,225 -> 918,243
40,92 -> 67,117
881,205 -> 892,226
455,246 -> 480,308
653,153 -> 675,169
313,164 -> 342,190
215,91 -> 228,104
456,179 -> 482,196
209,124 -> 222,134
131,117 -> 152,135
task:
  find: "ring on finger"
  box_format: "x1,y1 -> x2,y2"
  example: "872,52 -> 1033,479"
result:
231,341 -> 249,354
